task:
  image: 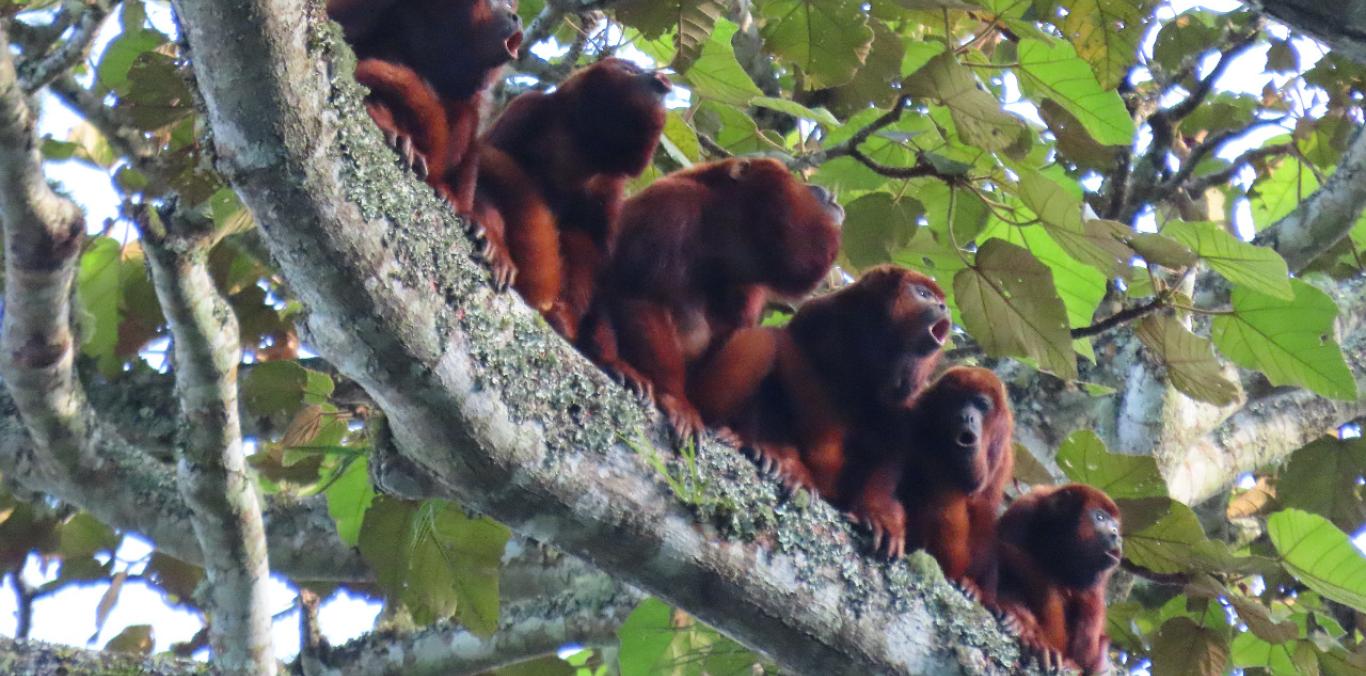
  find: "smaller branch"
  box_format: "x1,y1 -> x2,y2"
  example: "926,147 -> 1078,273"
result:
697,132 -> 735,159
0,636 -> 202,675
48,75 -> 166,181
1158,118 -> 1288,195
16,0 -> 111,93
514,0 -> 622,73
1070,296 -> 1165,339
136,203 -> 276,674
1164,26 -> 1263,123
1183,143 -> 1294,196
8,573 -> 34,639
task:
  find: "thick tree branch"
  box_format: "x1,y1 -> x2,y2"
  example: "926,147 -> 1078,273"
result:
0,23 -> 92,475
311,552 -> 641,675
170,0 -> 1029,671
0,636 -> 204,675
0,385 -> 369,581
138,205 -> 275,674
1251,123 -> 1366,273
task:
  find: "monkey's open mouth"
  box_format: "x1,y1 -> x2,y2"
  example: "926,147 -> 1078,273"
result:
930,318 -> 951,346
505,31 -> 524,59
1105,548 -> 1122,564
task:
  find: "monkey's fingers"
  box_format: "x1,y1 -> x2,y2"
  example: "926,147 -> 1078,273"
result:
413,154 -> 429,181
889,535 -> 905,560
712,427 -> 743,448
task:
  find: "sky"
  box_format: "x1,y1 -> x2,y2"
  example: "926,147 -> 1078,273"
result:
1,0 -> 1362,664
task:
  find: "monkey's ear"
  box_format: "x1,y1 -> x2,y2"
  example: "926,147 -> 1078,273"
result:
727,159 -> 752,180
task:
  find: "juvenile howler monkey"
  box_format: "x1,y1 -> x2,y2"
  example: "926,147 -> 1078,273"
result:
994,483 -> 1122,674
327,0 -> 522,214
582,157 -> 844,440
844,366 -> 1014,584
689,266 -> 951,493
476,57 -> 671,336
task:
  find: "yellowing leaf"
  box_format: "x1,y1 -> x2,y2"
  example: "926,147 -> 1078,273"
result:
615,0 -> 723,71
954,238 -> 1076,378
1211,280 -> 1356,400
1136,315 -> 1242,406
1057,0 -> 1152,90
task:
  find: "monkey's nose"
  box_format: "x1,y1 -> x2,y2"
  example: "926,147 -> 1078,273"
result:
650,72 -> 672,94
807,184 -> 832,204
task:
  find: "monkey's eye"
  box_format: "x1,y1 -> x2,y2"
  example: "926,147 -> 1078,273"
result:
1091,509 -> 1110,524
969,393 -> 992,412
912,284 -> 934,300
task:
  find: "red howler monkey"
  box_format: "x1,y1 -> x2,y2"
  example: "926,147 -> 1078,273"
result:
475,57 -> 671,337
994,484 -> 1122,674
689,266 -> 951,492
581,157 -> 844,441
845,367 -> 1014,590
328,0 -> 522,216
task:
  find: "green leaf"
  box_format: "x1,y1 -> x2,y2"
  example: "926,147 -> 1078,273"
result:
1038,99 -> 1122,171
841,192 -> 922,270
617,598 -> 679,676
358,496 -> 414,594
1117,497 -> 1209,574
415,502 -> 509,635
658,111 -> 701,166
326,458 -> 375,547
978,219 -> 1105,359
1211,280 -> 1356,400
1056,0 -> 1151,90
123,52 -> 194,131
614,0 -> 723,71
1015,38 -> 1135,146
1016,170 -> 1131,276
1136,315 -> 1242,406
749,96 -> 841,127
954,238 -> 1077,379
1151,616 -> 1230,676
1277,436 -> 1366,532
1251,155 -> 1321,232
77,237 -> 124,376
680,20 -> 764,106
1164,220 -> 1293,300
1151,11 -> 1220,74
104,624 -> 154,655
96,1 -> 167,94
1125,232 -> 1198,269
1267,509 -> 1366,614
759,0 -> 874,89
58,513 -> 118,560
1055,430 -> 1168,498
241,361 -> 336,417
1231,632 -> 1305,674
903,52 -> 1028,155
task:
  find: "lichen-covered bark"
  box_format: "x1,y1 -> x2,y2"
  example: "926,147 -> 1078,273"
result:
169,0 -> 1030,671
143,220 -> 275,674
0,637 -> 205,675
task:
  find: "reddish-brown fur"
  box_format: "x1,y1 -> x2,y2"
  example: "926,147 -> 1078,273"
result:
994,484 -> 1122,674
583,158 -> 844,440
476,58 -> 670,337
328,0 -> 522,216
689,266 -> 950,493
845,367 -> 1014,583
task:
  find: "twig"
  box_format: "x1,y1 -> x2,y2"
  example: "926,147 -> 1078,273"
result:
1183,143 -> 1294,196
16,0 -> 111,93
1159,118 -> 1289,195
8,574 -> 34,639
697,132 -> 735,159
1164,25 -> 1263,123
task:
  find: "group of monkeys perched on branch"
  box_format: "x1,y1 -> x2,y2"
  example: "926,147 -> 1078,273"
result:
327,0 -> 1126,671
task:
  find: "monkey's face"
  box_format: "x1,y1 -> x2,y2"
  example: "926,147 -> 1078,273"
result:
920,383 -> 994,492
805,184 -> 846,225
1038,486 -> 1123,588
570,58 -> 672,110
477,0 -> 524,65
869,269 -> 949,406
